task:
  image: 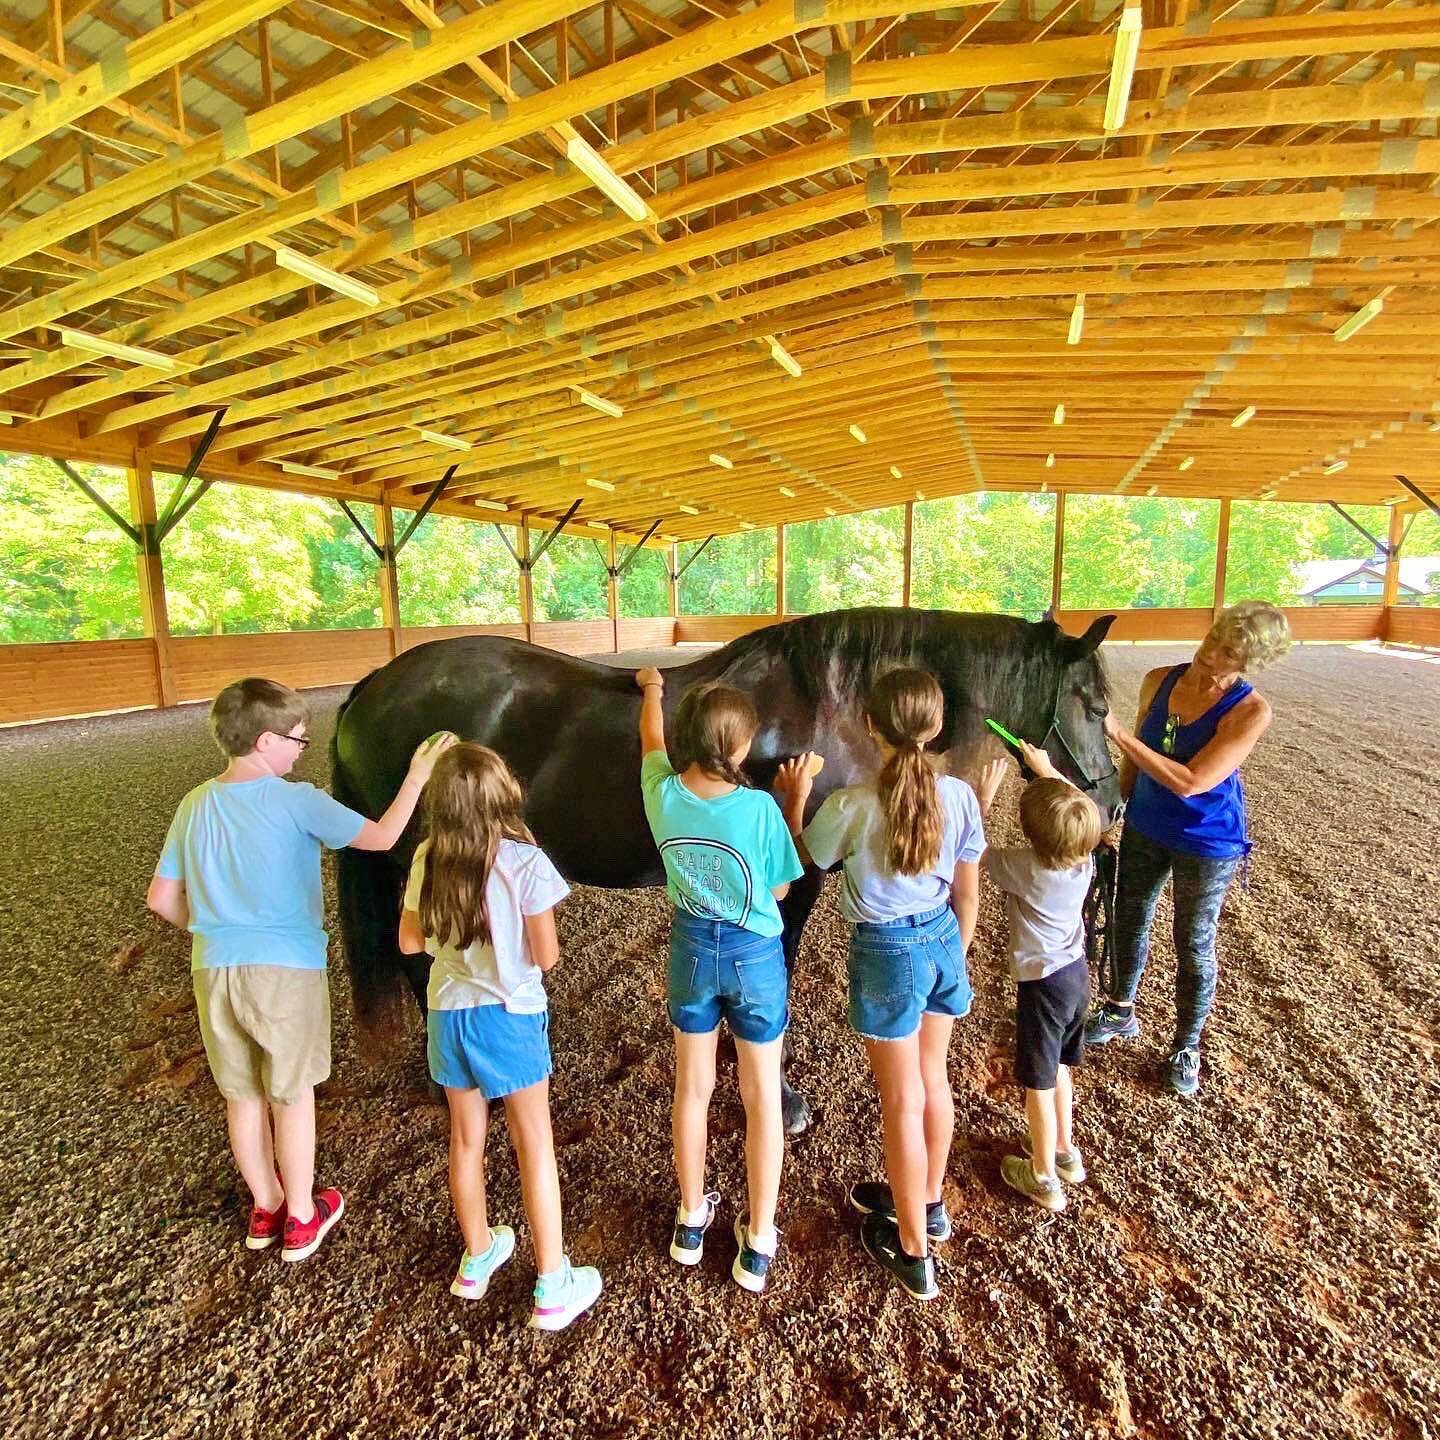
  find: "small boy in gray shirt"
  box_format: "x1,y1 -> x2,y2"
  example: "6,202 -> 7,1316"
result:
977,743 -> 1102,1212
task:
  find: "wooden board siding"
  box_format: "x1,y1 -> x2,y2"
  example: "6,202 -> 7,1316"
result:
1054,608 -> 1215,642
398,624 -> 528,651
616,617 -> 677,651
674,615 -> 785,645
169,629 -> 393,703
0,639 -> 160,724
530,620 -> 617,655
1384,607 -> 1440,649
1282,606 -> 1384,642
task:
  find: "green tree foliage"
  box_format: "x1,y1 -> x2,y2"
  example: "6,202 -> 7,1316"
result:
0,452 -> 143,641
1061,496 -> 1217,609
1224,501 -> 1404,607
619,546 -> 670,617
531,531 -> 608,621
163,482 -> 370,636
912,494 -> 1055,617
785,508 -> 905,612
395,509 -> 520,625
679,530 -> 777,614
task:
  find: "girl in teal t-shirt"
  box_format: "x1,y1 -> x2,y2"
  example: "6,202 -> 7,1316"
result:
635,669 -> 802,1295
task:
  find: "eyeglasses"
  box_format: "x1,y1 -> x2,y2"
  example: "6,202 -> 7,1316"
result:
275,731 -> 311,749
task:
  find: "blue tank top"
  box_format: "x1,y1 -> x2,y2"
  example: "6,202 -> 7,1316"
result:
1128,665 -> 1253,859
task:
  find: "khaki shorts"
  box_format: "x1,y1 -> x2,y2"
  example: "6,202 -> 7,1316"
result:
193,965 -> 331,1105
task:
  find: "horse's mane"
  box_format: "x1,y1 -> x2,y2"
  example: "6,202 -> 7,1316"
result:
717,607 -> 1108,740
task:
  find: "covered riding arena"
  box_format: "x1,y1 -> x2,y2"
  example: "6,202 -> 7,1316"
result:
3,2 -> 1439,1436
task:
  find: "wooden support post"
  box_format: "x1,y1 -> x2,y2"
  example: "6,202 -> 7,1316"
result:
1382,505 -> 1403,640
1050,491 -> 1066,615
776,524 -> 786,617
377,501 -> 401,659
519,517 -> 534,643
902,501 -> 914,607
669,541 -> 680,622
1213,497 -> 1232,621
127,454 -> 177,708
607,528 -> 619,652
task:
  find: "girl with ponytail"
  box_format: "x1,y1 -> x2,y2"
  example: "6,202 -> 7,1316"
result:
636,670 -> 804,1294
775,668 -> 984,1302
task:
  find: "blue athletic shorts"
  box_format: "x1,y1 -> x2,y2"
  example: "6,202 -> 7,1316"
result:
427,1005 -> 551,1099
668,911 -> 788,1045
847,904 -> 971,1041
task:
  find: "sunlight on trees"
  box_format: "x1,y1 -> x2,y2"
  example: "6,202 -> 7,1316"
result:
395,509 -> 520,625
619,546 -> 670,618
678,530 -> 776,614
912,494 -> 1055,618
785,509 -> 904,612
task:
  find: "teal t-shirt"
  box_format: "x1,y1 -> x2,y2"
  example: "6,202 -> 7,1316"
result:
640,751 -> 803,938
156,776 -> 366,970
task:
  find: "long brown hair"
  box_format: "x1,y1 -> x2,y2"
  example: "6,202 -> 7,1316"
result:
671,681 -> 757,789
419,743 -> 535,950
866,668 -> 945,876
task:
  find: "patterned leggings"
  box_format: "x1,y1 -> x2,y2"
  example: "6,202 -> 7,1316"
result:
1110,825 -> 1240,1053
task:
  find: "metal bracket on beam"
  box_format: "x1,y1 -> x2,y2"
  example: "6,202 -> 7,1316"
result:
615,518 -> 664,579
672,534 -> 717,582
393,466 -> 457,556
1326,500 -> 1392,558
527,499 -> 583,568
155,408 -> 226,545
338,499 -> 386,561
1395,474 -> 1440,524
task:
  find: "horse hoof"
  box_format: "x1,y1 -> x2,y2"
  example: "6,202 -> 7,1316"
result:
782,1090 -> 812,1137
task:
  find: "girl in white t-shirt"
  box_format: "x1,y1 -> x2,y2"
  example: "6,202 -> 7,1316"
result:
775,669 -> 984,1302
399,743 -> 601,1330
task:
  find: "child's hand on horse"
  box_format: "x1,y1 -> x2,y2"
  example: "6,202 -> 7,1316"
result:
1018,739 -> 1061,782
634,667 -> 664,692
409,731 -> 458,783
774,752 -> 821,804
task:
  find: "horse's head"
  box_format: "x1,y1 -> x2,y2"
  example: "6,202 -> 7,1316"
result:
1046,614 -> 1122,828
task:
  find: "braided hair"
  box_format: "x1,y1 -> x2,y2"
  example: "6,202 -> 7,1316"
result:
672,681 -> 757,789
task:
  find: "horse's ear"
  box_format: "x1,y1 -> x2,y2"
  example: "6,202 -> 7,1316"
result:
1042,605 -> 1057,624
1060,613 -> 1115,659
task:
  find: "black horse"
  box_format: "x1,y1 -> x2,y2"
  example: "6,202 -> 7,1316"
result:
331,607 -> 1120,1131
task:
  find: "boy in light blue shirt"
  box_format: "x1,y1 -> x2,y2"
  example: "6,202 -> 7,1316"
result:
147,677 -> 451,1261
636,669 -> 802,1294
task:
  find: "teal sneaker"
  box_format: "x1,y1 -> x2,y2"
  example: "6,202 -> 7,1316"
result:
1085,1002 -> 1140,1046
1167,1047 -> 1202,1097
530,1258 -> 603,1331
449,1227 -> 516,1300
731,1214 -> 778,1294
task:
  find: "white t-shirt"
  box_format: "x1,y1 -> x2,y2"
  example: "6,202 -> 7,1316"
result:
983,846 -> 1094,982
403,837 -> 570,1013
801,774 -> 986,925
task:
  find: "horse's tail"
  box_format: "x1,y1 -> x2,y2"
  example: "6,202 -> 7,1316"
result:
332,666 -> 426,1064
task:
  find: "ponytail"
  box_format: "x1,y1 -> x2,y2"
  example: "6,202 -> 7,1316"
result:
672,682 -> 758,787
866,669 -> 946,876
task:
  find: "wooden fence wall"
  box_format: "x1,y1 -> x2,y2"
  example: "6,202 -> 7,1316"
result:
5,605 -> 1435,728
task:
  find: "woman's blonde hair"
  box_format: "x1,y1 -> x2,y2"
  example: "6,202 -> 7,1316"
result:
1209,601 -> 1292,673
1020,779 -> 1102,870
672,682 -> 757,789
419,743 -> 535,951
866,668 -> 945,877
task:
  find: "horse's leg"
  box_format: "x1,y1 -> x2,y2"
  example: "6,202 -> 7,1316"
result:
778,867 -> 825,1136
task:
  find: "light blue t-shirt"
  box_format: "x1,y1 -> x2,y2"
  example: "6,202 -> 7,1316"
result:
156,776 -> 366,971
641,751 -> 803,938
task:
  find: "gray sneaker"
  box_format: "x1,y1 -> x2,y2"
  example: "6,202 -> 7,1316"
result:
1085,1002 -> 1140,1046
1167,1047 -> 1201,1097
1001,1155 -> 1066,1212
1021,1136 -> 1087,1185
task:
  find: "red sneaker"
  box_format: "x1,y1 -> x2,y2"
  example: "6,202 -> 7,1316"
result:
246,1202 -> 287,1251
281,1188 -> 345,1262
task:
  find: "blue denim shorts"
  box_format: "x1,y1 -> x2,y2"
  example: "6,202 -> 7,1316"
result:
427,1005 -> 551,1100
847,904 -> 972,1041
668,912 -> 788,1044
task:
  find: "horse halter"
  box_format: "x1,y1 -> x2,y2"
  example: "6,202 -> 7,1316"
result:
1041,668 -> 1117,794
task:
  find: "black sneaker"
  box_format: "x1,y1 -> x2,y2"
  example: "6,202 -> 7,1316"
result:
669,1191 -> 719,1265
848,1180 -> 952,1241
732,1213 -> 777,1293
859,1212 -> 938,1301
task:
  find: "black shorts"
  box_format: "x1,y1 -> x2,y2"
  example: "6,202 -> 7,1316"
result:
1015,958 -> 1091,1090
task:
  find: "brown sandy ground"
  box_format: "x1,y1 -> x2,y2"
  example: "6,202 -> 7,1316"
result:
1,643 -> 1437,1440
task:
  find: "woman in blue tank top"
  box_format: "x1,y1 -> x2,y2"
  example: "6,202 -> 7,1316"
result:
1085,602 -> 1292,1096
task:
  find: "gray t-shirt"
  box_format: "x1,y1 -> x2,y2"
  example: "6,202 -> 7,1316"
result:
802,775 -> 986,925
983,846 -> 1094,982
